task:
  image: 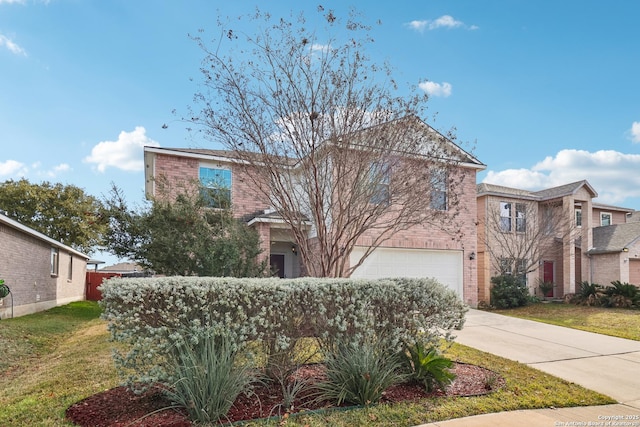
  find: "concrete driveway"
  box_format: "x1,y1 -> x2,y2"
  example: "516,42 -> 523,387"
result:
455,309 -> 640,409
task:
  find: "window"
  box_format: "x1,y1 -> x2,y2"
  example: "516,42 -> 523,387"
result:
600,212 -> 612,226
51,248 -> 59,276
430,170 -> 448,211
199,167 -> 232,208
575,209 -> 582,227
68,256 -> 73,280
498,257 -> 527,284
499,202 -> 512,232
498,257 -> 512,275
369,161 -> 390,205
515,203 -> 526,232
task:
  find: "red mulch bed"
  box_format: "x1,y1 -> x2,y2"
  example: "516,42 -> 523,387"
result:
66,363 -> 504,426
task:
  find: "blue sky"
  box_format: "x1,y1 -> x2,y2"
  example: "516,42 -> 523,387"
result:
2,1 -> 640,262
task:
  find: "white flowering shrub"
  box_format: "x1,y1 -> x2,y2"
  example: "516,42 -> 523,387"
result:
100,276 -> 467,388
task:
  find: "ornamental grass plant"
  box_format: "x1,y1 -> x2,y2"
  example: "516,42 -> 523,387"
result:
163,329 -> 258,424
314,335 -> 406,406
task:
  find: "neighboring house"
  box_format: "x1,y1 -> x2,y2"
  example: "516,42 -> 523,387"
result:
587,222 -> 640,286
144,118 -> 486,307
477,180 -> 637,302
0,211 -> 89,318
99,262 -> 151,277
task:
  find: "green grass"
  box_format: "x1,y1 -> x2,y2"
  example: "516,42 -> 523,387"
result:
493,302 -> 640,341
0,301 -> 617,426
0,301 -> 102,371
0,301 -> 120,426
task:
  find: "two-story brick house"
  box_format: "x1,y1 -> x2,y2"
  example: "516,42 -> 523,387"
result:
477,180 -> 638,302
144,118 -> 486,306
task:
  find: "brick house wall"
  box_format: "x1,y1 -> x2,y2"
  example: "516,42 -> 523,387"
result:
592,207 -> 628,226
0,219 -> 87,318
351,167 -> 480,306
151,153 -> 270,218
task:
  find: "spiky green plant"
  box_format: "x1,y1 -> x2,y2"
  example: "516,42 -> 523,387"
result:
403,342 -> 456,392
164,330 -> 257,424
602,281 -> 640,308
315,337 -> 405,406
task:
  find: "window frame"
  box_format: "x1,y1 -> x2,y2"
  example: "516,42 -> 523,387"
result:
68,255 -> 73,281
199,166 -> 232,209
51,247 -> 59,276
499,202 -> 512,232
368,160 -> 391,205
600,212 -> 612,226
515,203 -> 526,233
575,208 -> 582,228
429,170 -> 448,211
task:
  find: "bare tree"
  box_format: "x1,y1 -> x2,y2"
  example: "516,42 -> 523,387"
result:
482,199 -> 575,282
187,7 -> 475,277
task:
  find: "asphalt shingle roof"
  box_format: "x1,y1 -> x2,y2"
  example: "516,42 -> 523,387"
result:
589,222 -> 640,254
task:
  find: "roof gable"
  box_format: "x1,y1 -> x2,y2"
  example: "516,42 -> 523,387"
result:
531,180 -> 597,200
145,116 -> 486,170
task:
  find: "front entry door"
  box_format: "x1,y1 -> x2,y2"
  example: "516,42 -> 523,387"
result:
270,254 -> 285,278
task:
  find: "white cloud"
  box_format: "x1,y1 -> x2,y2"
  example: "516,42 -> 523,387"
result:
0,0 -> 26,4
84,126 -> 160,173
0,34 -> 27,56
406,15 -> 478,32
0,160 -> 28,177
431,15 -> 464,29
483,149 -> 640,206
630,121 -> 640,143
419,81 -> 452,97
37,163 -> 71,178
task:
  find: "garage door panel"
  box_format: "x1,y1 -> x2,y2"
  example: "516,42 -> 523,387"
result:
350,247 -> 462,295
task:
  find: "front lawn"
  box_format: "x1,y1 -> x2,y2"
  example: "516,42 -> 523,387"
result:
0,301 -> 616,426
493,302 -> 640,341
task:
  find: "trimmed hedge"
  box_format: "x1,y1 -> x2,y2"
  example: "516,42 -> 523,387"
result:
100,276 -> 467,387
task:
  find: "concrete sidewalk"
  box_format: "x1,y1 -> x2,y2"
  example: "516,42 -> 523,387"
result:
417,309 -> 640,426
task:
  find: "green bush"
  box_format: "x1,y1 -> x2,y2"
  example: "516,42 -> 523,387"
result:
402,342 -> 455,392
490,275 -> 530,309
0,280 -> 9,299
163,330 -> 257,424
314,335 -> 405,406
537,279 -> 554,300
601,281 -> 640,308
100,276 -> 467,389
570,281 -> 603,306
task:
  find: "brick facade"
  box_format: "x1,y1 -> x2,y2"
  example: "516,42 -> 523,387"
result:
145,145 -> 482,306
477,181 -> 639,304
0,218 -> 87,319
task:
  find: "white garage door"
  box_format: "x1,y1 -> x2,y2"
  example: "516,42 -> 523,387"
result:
349,247 -> 463,295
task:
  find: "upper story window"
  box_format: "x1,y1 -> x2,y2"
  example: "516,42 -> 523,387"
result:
199,166 -> 232,208
575,209 -> 582,227
51,247 -> 59,276
429,170 -> 448,211
368,161 -> 390,205
500,202 -> 512,232
515,203 -> 526,232
499,201 -> 526,232
600,212 -> 612,226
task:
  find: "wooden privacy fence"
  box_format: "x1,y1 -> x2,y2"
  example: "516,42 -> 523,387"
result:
85,272 -> 121,301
